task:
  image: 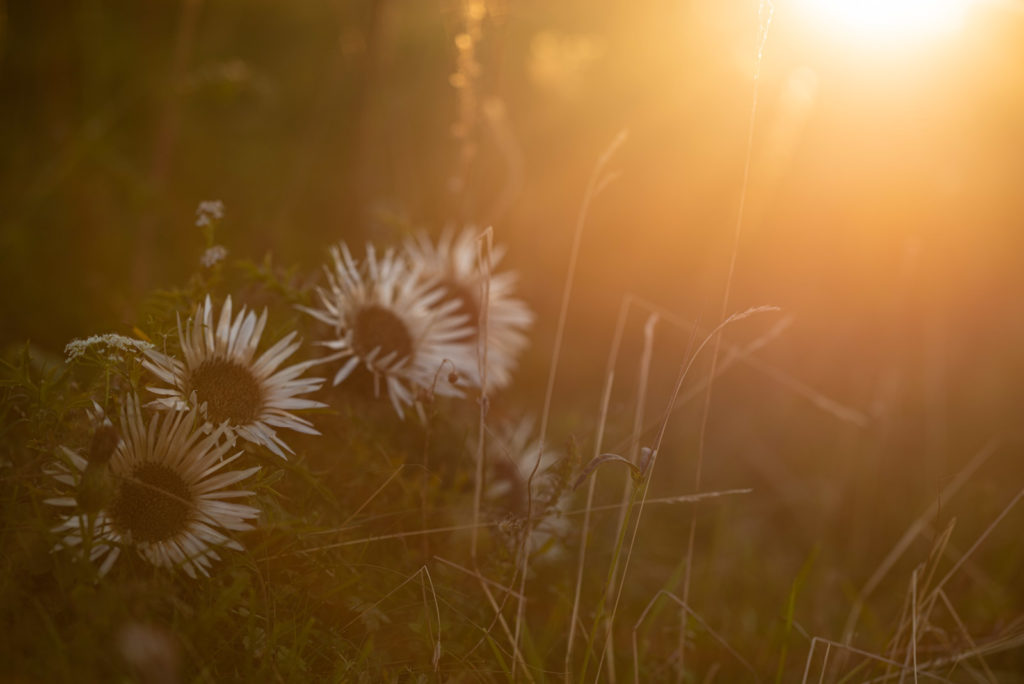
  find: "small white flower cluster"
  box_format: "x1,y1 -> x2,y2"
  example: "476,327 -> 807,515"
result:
64,334 -> 154,364
199,244 -> 228,268
195,200 -> 225,227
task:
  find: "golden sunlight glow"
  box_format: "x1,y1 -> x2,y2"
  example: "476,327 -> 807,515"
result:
797,0 -> 974,46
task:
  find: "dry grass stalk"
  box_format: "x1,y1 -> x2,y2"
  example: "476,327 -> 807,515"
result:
598,310 -> 658,682
513,129 -> 628,680
839,439 -> 1002,654
801,637 -> 952,684
632,590 -> 760,683
678,4 -> 774,677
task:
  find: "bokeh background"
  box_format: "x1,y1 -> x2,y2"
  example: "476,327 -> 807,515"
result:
3,0 -> 1024,672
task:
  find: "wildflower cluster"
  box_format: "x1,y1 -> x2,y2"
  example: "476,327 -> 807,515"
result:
46,216 -> 537,580
64,333 -> 155,365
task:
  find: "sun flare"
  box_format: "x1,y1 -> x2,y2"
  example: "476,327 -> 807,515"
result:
797,0 -> 974,46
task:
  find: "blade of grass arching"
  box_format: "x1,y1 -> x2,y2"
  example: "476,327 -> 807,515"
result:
926,484 -> 1024,605
885,570 -> 916,680
800,638 -> 828,684
483,630 -> 514,682
290,616 -> 318,675
865,496 -> 1018,683
878,488 -> 1024,680
569,366 -> 614,677
268,520 -> 497,557
922,523 -> 1002,599
341,564 -> 444,672
776,545 -> 819,684
839,438 -> 1001,656
442,554 -> 536,683
518,618 -> 545,681
31,598 -> 70,677
580,477 -> 646,684
599,310 -> 659,682
566,489 -> 752,517
904,520 -> 958,673
306,464 -> 409,534
933,590 -> 997,684
434,556 -> 525,601
679,3 -> 774,678
566,295 -> 632,681
514,128 -> 629,682
591,311 -> 702,682
420,569 -> 444,672
803,637 -> 954,684
885,520 -> 956,679
591,306 -> 777,683
622,296 -> 867,429
611,310 -> 706,656
915,519 -> 956,609
834,658 -> 876,684
903,630 -> 1024,679
909,568 -> 920,684
631,590 -> 761,683
464,228 -> 535,680
676,313 -> 793,405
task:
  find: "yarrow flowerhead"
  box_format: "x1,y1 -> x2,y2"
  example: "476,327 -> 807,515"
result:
65,334 -> 155,364
195,200 -> 225,228
199,245 -> 228,269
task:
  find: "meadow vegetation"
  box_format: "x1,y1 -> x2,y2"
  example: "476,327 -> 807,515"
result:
2,0 -> 1024,681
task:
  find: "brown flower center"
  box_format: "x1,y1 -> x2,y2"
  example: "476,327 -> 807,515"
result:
109,462 -> 192,543
189,358 -> 262,425
351,305 -> 413,363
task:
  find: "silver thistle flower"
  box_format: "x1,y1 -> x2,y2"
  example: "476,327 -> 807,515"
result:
143,295 -> 326,459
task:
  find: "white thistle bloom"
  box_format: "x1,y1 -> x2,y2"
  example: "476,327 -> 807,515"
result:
195,200 -> 225,227
143,295 -> 326,459
65,334 -> 155,364
301,242 -> 472,418
199,245 -> 228,269
404,227 -> 533,392
45,395 -> 261,578
485,416 -> 572,562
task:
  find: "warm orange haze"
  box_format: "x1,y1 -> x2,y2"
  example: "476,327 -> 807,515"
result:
1,0 -> 1023,680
